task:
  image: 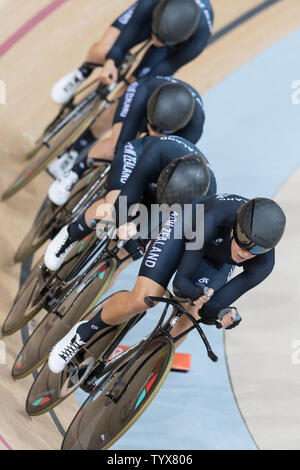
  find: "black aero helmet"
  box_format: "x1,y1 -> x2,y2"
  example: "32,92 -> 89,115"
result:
156,154 -> 210,205
234,198 -> 286,255
147,83 -> 195,134
152,0 -> 201,46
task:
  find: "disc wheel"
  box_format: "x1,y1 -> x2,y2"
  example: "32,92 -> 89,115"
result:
61,336 -> 175,450
14,166 -> 108,263
12,257 -> 117,379
25,306 -> 146,416
1,258 -> 49,336
2,89 -> 103,201
25,324 -> 118,416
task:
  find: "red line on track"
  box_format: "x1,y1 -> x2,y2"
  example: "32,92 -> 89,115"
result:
0,435 -> 13,450
0,0 -> 70,58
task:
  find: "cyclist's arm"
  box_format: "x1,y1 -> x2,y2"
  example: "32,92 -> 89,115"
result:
173,207 -> 216,300
113,140 -> 160,225
113,80 -> 149,149
149,30 -> 210,77
201,251 -> 275,320
107,0 -> 153,67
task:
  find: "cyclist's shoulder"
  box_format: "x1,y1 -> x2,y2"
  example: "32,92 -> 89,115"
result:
158,135 -> 199,152
191,194 -> 248,219
135,0 -> 156,13
193,0 -> 214,35
244,247 -> 275,277
213,193 -> 249,207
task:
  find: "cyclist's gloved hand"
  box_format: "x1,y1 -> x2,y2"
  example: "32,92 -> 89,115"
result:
100,59 -> 118,85
116,221 -> 137,241
189,285 -> 213,302
218,308 -> 241,330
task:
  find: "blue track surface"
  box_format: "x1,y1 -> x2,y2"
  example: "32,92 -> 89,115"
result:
75,27 -> 300,450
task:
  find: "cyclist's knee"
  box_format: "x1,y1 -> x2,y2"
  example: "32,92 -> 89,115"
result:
126,278 -> 165,315
87,27 -> 120,63
125,293 -> 149,316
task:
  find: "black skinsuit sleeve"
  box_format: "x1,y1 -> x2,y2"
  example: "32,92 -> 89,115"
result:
147,28 -> 211,77
113,139 -> 161,226
107,0 -> 153,67
201,250 -> 275,320
173,205 -> 215,300
115,82 -> 149,149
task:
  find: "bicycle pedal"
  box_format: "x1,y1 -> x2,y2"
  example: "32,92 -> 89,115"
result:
44,293 -> 58,311
37,264 -> 50,283
105,390 -> 119,401
80,375 -> 97,394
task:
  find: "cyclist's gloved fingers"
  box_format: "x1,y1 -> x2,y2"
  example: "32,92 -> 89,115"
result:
218,307 -> 242,330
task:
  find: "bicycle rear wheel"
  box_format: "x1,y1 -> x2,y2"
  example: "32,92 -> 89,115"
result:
2,257 -> 47,336
26,326 -> 117,416
2,91 -> 103,201
61,335 -> 174,450
12,257 -> 117,379
26,303 -> 145,416
14,165 -> 108,262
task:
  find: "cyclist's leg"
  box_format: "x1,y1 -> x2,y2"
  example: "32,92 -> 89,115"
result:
87,123 -> 123,162
45,138 -> 140,270
87,0 -> 140,65
47,95 -> 126,204
86,26 -> 121,65
51,26 -> 120,104
48,212 -> 184,372
100,212 -> 185,326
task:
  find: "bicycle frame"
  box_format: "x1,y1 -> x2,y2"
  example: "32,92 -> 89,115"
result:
104,293 -> 221,404
39,40 -> 151,148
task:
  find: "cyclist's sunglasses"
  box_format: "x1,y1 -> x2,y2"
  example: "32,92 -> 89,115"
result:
233,225 -> 271,255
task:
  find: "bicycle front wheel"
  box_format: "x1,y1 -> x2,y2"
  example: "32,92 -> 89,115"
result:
61,335 -> 175,450
14,165 -> 108,263
2,257 -> 46,336
2,92 -> 103,201
12,257 -> 117,379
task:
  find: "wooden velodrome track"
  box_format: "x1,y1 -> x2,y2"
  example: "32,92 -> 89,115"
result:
0,0 -> 299,450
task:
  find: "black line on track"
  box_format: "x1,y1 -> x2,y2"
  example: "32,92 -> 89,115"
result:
19,198 -> 66,439
17,0 -> 282,447
209,0 -> 283,45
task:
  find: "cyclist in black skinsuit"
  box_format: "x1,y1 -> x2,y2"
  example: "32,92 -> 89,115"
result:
48,0 -> 213,178
45,135 -> 217,271
48,193 -> 286,373
48,76 -> 206,206
51,0 -> 214,104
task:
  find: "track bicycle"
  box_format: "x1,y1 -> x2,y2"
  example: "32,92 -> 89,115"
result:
10,227 -> 146,380
14,160 -> 110,263
2,228 -> 104,337
60,293 -> 224,450
25,295 -> 147,416
1,40 -> 151,201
